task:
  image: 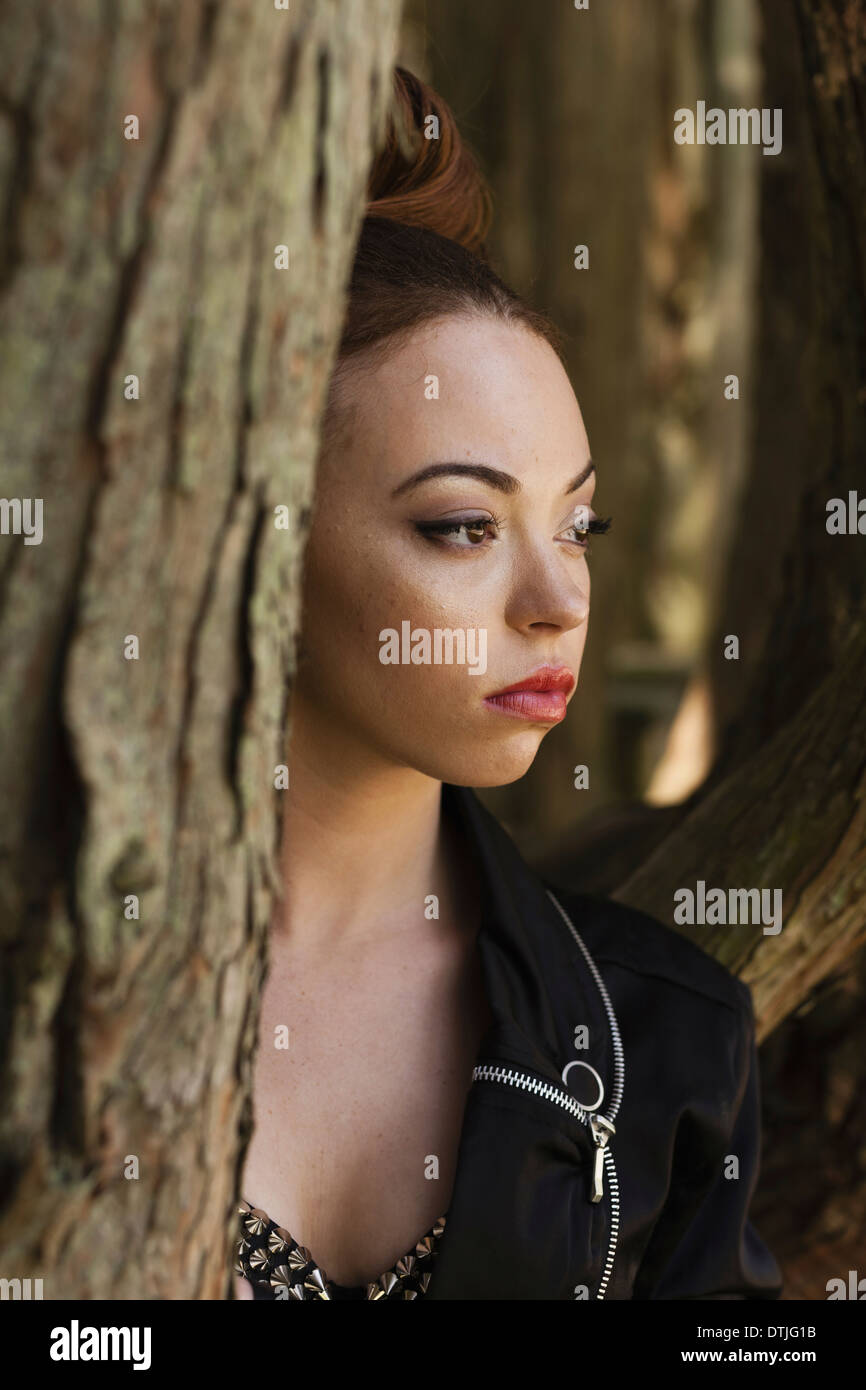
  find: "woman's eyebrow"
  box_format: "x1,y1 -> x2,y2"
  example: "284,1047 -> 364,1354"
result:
391,459 -> 595,498
564,460 -> 595,494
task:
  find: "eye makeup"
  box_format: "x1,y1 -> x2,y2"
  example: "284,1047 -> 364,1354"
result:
413,514 -> 504,547
413,511 -> 612,550
560,514 -> 612,542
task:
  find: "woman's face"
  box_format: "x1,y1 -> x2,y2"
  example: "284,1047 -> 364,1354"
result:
295,313 -> 599,787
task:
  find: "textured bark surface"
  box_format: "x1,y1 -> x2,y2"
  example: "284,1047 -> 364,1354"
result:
707,0 -> 866,770
755,944 -> 866,1299
0,0 -> 400,1299
614,621 -> 866,1044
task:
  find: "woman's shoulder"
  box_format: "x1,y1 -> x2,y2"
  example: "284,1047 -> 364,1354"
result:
543,881 -> 753,1021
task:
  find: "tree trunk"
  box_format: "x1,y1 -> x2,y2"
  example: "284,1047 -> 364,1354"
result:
707,0 -> 866,772
0,0 -> 401,1299
614,620 -> 866,1044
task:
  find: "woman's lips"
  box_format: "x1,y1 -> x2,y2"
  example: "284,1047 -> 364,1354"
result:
483,666 -> 575,724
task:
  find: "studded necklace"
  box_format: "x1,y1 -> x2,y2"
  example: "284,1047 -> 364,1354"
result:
236,1199 -> 447,1300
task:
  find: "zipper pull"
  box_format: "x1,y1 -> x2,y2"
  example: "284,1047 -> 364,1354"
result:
589,1114 -> 616,1203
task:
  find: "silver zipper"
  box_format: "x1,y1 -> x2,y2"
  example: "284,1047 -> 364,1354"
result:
472,1062 -> 593,1122
471,890 -> 624,1300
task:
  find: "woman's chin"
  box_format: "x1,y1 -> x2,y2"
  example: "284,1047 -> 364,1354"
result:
421,733 -> 546,788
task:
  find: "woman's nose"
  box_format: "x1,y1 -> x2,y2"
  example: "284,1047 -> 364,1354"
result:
503,549 -> 590,634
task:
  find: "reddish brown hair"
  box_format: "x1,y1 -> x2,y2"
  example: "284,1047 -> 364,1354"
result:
323,67 -> 565,439
366,66 -> 493,256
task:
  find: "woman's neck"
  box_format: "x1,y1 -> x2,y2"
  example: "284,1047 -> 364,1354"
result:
271,699 -> 472,954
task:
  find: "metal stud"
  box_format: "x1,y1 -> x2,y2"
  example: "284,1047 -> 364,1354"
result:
268,1227 -> 291,1254
304,1267 -> 329,1297
236,1201 -> 444,1300
268,1265 -> 293,1293
242,1207 -> 271,1237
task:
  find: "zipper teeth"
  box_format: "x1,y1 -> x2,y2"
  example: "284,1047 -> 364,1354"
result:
546,890 -> 624,1299
545,889 -> 625,1122
471,890 -> 624,1301
471,1063 -> 589,1123
596,1148 -> 620,1299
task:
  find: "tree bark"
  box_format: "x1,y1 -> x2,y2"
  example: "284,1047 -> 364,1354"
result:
707,0 -> 866,772
614,620 -> 866,1044
0,0 -> 400,1299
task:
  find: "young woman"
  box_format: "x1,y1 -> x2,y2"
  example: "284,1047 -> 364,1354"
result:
233,67 -> 782,1302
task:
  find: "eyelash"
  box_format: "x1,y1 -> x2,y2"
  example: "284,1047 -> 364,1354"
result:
415,515 -> 613,549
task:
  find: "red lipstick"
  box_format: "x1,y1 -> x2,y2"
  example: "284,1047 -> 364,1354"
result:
483,665 -> 575,723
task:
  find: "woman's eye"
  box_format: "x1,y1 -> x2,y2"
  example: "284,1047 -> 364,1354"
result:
556,515 -> 612,549
415,513 -> 611,550
415,517 -> 499,547
561,522 -> 589,546
563,522 -> 590,547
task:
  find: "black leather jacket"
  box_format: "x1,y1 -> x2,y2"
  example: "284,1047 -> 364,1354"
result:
428,783 -> 784,1300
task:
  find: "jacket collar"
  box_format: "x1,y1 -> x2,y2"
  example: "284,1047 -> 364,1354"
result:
441,782 -> 613,1094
